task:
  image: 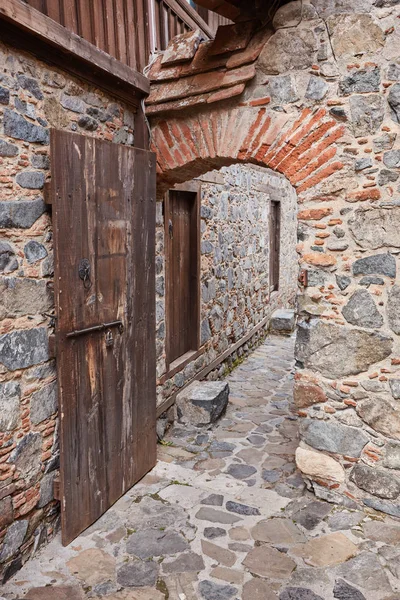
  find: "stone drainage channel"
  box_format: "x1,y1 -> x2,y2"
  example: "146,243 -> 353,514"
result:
2,335 -> 400,600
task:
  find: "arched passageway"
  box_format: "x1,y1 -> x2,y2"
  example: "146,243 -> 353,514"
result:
149,1 -> 400,515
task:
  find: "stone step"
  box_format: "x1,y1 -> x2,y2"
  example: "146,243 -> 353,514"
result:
176,381 -> 229,426
270,309 -> 296,334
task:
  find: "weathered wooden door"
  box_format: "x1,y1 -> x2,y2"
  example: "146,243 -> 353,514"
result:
165,188 -> 200,367
270,200 -> 281,292
51,130 -> 156,545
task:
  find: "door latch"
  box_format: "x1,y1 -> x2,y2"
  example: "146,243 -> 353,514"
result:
168,219 -> 173,239
66,320 -> 123,339
105,329 -> 114,348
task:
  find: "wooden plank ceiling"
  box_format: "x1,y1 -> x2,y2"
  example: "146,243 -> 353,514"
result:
194,0 -> 288,22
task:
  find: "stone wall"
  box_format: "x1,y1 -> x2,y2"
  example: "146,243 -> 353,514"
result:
0,41 -> 137,580
155,164 -> 298,408
149,1 -> 400,516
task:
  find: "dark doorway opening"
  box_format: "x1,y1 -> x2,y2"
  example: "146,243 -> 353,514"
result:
270,199 -> 281,293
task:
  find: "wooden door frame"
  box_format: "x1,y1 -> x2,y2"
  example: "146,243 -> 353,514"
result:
164,180 -> 201,374
269,199 -> 281,294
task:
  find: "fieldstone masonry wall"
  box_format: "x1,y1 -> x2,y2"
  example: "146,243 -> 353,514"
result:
155,164 -> 298,407
0,41 -> 137,580
150,2 -> 400,517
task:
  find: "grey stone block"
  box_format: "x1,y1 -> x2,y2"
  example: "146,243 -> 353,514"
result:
3,109 -> 48,144
16,171 -> 45,190
17,75 -> 43,100
383,150 -> 400,168
352,253 -> 396,278
9,432 -> 42,480
0,85 -> 9,105
0,381 -> 20,432
0,277 -> 53,318
336,275 -> 351,290
301,419 -> 369,458
349,94 -> 384,137
268,75 -> 299,104
355,157 -> 372,171
0,242 -> 18,274
38,471 -> 56,508
176,381 -> 229,426
60,93 -> 86,113
387,285 -> 400,334
384,441 -> 400,470
350,463 -> 400,499
339,67 -> 380,96
24,240 -> 48,264
295,320 -> 392,378
342,289 -> 383,329
0,140 -> 18,157
30,381 -> 58,425
0,520 -> 28,562
305,76 -> 328,101
0,198 -> 46,229
388,83 -> 400,123
270,309 -> 296,333
0,327 -> 49,370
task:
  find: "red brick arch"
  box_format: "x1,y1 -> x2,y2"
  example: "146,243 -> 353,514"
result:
151,104 -> 345,198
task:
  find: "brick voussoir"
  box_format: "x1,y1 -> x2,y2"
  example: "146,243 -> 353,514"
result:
262,107 -> 314,164
275,120 -> 338,172
268,110 -> 329,169
295,161 -> 345,193
191,118 -> 209,159
237,108 -> 267,160
248,115 -> 272,159
279,125 -> 345,176
179,120 -> 200,160
159,121 -> 175,148
224,109 -> 245,158
152,130 -> 176,171
290,147 -> 338,185
221,109 -> 241,158
199,114 -> 216,159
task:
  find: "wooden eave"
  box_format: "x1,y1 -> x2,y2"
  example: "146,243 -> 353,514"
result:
0,0 -> 150,107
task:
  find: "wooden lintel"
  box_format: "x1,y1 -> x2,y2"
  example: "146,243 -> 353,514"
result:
0,0 -> 150,100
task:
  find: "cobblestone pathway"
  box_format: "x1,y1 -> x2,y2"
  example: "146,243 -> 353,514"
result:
3,335 -> 400,600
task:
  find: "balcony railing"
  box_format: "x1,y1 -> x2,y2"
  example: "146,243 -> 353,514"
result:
22,0 -> 230,72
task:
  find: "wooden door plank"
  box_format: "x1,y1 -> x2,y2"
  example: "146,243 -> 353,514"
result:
125,0 -> 138,69
131,148 -> 157,483
115,0 -> 128,64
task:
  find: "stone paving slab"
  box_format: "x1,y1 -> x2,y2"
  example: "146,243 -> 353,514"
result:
2,335 -> 400,599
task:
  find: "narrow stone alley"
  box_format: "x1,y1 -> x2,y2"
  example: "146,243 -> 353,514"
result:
2,335 -> 400,600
